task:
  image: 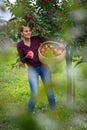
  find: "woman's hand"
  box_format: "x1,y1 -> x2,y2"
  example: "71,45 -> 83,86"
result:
26,51 -> 34,59
19,61 -> 25,68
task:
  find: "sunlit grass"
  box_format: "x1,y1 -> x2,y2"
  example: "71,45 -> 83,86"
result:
0,47 -> 87,130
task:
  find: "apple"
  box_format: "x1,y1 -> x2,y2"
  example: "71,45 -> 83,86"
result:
30,20 -> 35,24
49,45 -> 54,49
41,29 -> 46,35
35,26 -> 39,30
43,0 -> 48,3
56,49 -> 62,55
40,47 -> 45,52
85,26 -> 87,30
53,48 -> 58,55
44,45 -> 49,49
26,51 -> 34,59
58,13 -> 62,17
40,47 -> 45,55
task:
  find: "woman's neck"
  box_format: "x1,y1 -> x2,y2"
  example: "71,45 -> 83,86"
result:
23,38 -> 31,47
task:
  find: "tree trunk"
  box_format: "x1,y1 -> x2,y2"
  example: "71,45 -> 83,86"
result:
65,46 -> 73,104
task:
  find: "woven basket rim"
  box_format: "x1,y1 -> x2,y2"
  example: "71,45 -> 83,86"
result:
38,40 -> 66,59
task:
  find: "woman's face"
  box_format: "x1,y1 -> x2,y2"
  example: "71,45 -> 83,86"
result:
21,26 -> 32,39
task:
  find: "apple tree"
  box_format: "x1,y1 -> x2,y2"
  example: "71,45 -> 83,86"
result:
4,0 -> 87,102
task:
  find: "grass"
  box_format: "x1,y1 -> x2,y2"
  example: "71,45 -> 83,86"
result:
0,47 -> 87,130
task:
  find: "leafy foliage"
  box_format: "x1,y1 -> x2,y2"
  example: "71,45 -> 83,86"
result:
0,1 -> 87,130
4,0 -> 87,45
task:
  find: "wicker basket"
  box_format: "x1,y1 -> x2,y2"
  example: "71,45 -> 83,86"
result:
38,41 -> 66,65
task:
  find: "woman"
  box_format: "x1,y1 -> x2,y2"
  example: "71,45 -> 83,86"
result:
17,25 -> 56,113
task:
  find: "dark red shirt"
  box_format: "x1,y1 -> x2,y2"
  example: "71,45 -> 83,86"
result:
17,36 -> 47,67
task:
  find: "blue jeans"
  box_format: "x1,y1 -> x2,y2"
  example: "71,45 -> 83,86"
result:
27,65 -> 56,113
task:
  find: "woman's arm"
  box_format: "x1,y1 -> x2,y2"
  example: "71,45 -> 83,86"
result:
17,43 -> 33,64
17,44 -> 27,63
39,36 -> 48,44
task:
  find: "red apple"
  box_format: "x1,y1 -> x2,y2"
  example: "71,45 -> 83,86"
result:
56,50 -> 62,55
58,13 -> 62,17
41,29 -> 46,35
85,26 -> 87,30
53,48 -> 58,54
40,47 -> 45,53
43,0 -> 48,3
35,26 -> 39,30
44,45 -> 49,49
49,45 -> 54,49
30,20 -> 35,24
41,51 -> 45,55
26,51 -> 34,59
